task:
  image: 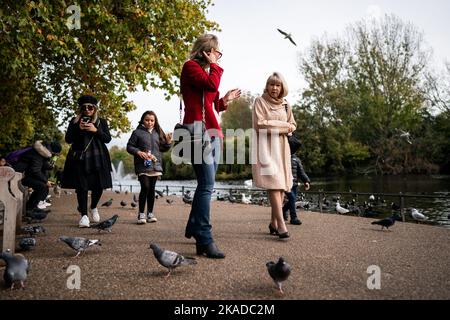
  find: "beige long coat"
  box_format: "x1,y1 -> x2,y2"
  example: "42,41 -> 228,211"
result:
251,95 -> 296,191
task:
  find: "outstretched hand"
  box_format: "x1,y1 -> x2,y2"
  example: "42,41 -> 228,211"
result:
224,88 -> 241,105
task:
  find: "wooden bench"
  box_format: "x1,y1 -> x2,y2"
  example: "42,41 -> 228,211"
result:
0,167 -> 21,253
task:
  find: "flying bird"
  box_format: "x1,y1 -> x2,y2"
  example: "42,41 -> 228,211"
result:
0,251 -> 30,290
101,199 -> 113,207
149,243 -> 197,278
59,236 -> 102,258
90,214 -> 119,233
19,238 -> 37,251
277,28 -> 297,46
371,215 -> 397,231
266,257 -> 292,294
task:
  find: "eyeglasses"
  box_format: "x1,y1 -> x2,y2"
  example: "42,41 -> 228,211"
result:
215,49 -> 223,59
82,104 -> 95,111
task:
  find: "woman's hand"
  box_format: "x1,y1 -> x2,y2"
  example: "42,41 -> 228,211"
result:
203,50 -> 219,65
223,88 -> 241,105
288,124 -> 296,133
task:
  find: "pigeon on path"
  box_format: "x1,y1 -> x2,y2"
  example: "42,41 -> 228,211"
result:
266,257 -> 292,294
90,215 -> 119,233
22,225 -> 46,237
101,199 -> 113,207
0,251 -> 30,290
371,215 -> 397,231
149,243 -> 197,278
19,238 -> 37,251
59,236 -> 102,258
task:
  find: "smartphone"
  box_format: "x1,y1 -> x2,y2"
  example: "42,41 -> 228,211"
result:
81,116 -> 91,123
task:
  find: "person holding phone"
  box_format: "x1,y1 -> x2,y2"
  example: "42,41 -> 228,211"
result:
180,34 -> 241,259
61,94 -> 113,228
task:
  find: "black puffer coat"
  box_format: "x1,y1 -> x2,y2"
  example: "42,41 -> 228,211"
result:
291,155 -> 310,184
126,125 -> 171,175
61,117 -> 113,190
16,141 -> 53,184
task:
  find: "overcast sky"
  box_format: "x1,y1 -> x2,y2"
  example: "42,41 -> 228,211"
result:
109,0 -> 450,147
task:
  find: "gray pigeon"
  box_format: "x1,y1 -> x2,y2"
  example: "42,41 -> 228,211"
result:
166,199 -> 174,205
90,215 -> 119,233
101,198 -> 113,207
155,190 -> 164,197
22,225 -> 46,237
266,257 -> 292,294
120,201 -> 127,207
133,194 -> 138,203
19,238 -> 37,251
0,251 -> 30,290
59,236 -> 102,258
149,243 -> 197,278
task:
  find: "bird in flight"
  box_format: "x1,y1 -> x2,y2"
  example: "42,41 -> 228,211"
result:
277,29 -> 297,46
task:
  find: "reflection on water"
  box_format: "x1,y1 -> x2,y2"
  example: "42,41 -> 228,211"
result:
113,175 -> 450,228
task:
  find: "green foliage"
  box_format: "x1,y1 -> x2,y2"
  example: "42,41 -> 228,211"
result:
0,0 -> 218,153
109,146 -> 134,175
221,93 -> 254,131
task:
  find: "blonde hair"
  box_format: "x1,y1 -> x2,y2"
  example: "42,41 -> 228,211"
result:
189,34 -> 219,67
264,72 -> 289,98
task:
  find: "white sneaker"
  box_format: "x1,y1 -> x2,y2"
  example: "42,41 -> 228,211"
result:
137,213 -> 147,225
147,213 -> 157,223
79,215 -> 90,228
37,201 -> 51,209
90,208 -> 100,223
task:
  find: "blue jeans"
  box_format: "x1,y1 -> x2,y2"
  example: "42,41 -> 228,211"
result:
283,184 -> 298,220
185,137 -> 221,246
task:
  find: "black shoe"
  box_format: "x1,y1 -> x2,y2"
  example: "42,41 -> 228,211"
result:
290,218 -> 302,225
196,242 -> 225,259
268,224 -> 279,236
185,230 -> 194,239
278,232 -> 290,239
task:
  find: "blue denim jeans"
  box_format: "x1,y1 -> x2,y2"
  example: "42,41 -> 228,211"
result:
185,137 -> 221,245
283,184 -> 298,220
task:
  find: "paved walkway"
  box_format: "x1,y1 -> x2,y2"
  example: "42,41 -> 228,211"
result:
1,191 -> 449,300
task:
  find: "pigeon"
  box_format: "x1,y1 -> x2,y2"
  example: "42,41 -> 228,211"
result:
26,210 -> 48,223
131,202 -> 137,208
155,190 -> 164,197
149,243 -> 197,278
120,200 -> 127,207
115,190 -> 120,194
53,184 -> 61,198
411,208 -> 428,222
101,198 -> 113,207
336,202 -> 350,214
391,202 -> 401,211
371,216 -> 397,231
19,237 -> 37,251
0,251 -> 30,290
22,225 -> 46,237
182,195 -> 193,205
125,190 -> 129,195
369,194 -> 376,201
59,236 -> 102,257
277,29 -> 297,46
90,215 -> 119,233
266,257 -> 292,294
166,199 -> 174,205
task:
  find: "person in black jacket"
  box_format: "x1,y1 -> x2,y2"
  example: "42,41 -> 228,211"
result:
16,140 -> 62,214
61,94 -> 113,228
283,136 -> 311,225
127,111 -> 172,224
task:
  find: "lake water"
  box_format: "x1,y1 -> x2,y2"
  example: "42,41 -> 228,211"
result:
113,175 -> 450,228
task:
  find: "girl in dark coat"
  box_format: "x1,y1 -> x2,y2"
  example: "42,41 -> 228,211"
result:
61,95 -> 113,228
127,111 -> 172,224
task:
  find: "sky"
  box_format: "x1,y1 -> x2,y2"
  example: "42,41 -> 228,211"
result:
108,0 -> 450,148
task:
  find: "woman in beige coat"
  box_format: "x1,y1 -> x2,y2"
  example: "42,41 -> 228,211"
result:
252,72 -> 296,238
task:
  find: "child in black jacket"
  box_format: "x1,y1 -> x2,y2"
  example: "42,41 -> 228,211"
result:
283,136 -> 311,225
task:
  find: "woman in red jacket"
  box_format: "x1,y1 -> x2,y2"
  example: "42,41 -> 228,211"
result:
181,34 -> 241,259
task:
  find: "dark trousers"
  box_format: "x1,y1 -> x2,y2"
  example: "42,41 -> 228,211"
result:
283,184 -> 299,220
76,188 -> 103,217
138,175 -> 158,214
22,178 -> 48,211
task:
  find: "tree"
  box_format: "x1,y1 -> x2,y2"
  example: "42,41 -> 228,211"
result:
220,93 -> 254,131
0,0 -> 218,152
298,14 -> 435,174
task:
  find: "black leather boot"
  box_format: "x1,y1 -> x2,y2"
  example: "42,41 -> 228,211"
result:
196,242 -> 225,259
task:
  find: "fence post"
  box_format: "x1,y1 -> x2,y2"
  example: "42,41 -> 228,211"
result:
182,186 -> 185,195
399,193 -> 406,222
319,192 -> 323,213
166,185 -> 169,196
0,167 -> 18,254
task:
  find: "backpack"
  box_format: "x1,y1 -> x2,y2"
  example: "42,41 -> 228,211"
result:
5,146 -> 33,171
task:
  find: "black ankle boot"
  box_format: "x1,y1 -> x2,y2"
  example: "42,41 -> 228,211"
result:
196,242 -> 225,259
